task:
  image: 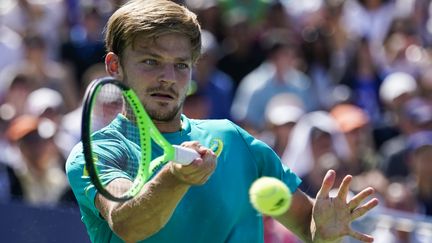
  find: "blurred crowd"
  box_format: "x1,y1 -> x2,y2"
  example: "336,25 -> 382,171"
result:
1,0 -> 432,242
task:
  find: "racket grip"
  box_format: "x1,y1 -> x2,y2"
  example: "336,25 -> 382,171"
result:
173,145 -> 200,165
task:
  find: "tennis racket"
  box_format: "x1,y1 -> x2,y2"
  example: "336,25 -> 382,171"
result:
81,77 -> 199,202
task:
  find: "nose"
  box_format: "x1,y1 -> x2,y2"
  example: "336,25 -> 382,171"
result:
159,64 -> 176,85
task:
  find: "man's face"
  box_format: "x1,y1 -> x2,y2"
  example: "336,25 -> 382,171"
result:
118,33 -> 193,122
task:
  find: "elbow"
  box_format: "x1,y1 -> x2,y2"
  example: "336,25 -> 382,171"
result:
109,210 -> 169,242
111,221 -> 138,243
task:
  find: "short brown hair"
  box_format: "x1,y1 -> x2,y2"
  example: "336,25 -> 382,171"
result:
104,0 -> 202,63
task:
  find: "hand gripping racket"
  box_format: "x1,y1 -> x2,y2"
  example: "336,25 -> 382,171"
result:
81,77 -> 199,202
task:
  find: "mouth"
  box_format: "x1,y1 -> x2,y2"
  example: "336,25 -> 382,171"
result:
149,92 -> 176,100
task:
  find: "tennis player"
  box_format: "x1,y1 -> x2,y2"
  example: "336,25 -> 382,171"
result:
66,0 -> 378,242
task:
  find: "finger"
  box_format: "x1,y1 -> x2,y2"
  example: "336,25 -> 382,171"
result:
336,175 -> 352,201
351,198 -> 379,220
195,167 -> 215,185
181,141 -> 203,154
202,147 -> 216,158
170,158 -> 204,179
182,141 -> 201,148
182,141 -> 210,154
196,145 -> 212,155
316,170 -> 336,200
180,154 -> 216,177
184,158 -> 216,185
180,156 -> 204,168
348,230 -> 374,242
348,187 -> 375,211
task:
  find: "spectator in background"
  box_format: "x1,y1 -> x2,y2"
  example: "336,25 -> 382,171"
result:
218,0 -> 270,26
24,87 -> 65,124
376,17 -> 426,76
231,28 -> 318,131
379,96 -> 432,179
379,72 -> 417,112
0,103 -> 22,202
183,91 -> 211,120
330,103 -> 379,176
2,33 -> 79,111
406,131 -> 432,216
371,179 -> 420,243
300,25 -> 339,110
0,72 -> 35,117
185,0 -> 225,42
319,0 -> 352,80
217,8 -> 265,89
412,0 -> 432,46
377,71 -> 418,151
5,115 -> 69,206
0,19 -> 24,72
0,74 -> 33,202
341,0 -> 395,50
0,0 -> 65,59
60,5 -> 106,88
190,29 -> 235,119
341,38 -> 384,126
0,158 -> 22,202
281,111 -> 350,197
23,87 -> 70,169
260,0 -> 293,32
330,103 -> 388,200
262,93 -> 305,157
417,66 -> 432,103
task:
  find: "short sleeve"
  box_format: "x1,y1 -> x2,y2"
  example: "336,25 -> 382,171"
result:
231,122 -> 302,193
66,144 -> 101,218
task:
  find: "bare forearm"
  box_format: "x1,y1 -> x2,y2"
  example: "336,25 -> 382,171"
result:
275,190 -> 314,242
106,166 -> 190,242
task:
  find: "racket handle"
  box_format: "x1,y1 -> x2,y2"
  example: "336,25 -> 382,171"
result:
173,145 -> 200,165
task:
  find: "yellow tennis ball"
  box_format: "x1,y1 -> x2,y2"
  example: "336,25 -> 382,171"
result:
249,177 -> 292,216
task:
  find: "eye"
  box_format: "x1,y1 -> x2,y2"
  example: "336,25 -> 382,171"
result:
175,63 -> 190,70
143,59 -> 158,66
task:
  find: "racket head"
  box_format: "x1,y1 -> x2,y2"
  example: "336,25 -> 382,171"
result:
81,77 -> 152,202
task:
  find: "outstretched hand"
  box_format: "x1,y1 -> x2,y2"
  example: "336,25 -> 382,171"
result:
312,170 -> 379,242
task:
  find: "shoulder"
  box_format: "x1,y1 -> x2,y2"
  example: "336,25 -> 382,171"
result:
65,126 -> 127,175
188,118 -> 268,151
186,118 -> 256,148
65,142 -> 85,176
189,118 -> 235,129
188,118 -> 249,137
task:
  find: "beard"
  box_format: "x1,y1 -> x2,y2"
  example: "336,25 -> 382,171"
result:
145,100 -> 183,122
145,84 -> 187,122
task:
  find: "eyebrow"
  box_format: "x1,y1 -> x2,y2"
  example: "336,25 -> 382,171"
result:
133,46 -> 192,63
149,52 -> 191,63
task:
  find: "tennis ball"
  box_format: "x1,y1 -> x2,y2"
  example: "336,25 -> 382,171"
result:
249,177 -> 292,216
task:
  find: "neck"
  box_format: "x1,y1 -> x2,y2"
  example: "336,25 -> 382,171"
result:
153,115 -> 182,133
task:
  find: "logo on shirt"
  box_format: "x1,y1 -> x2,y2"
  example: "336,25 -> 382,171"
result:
210,138 -> 224,157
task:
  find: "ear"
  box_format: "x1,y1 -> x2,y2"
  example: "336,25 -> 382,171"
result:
105,52 -> 123,79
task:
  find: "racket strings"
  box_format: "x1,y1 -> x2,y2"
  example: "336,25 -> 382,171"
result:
91,84 -> 143,199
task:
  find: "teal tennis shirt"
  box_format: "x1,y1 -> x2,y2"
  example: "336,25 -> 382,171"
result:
66,115 -> 301,243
